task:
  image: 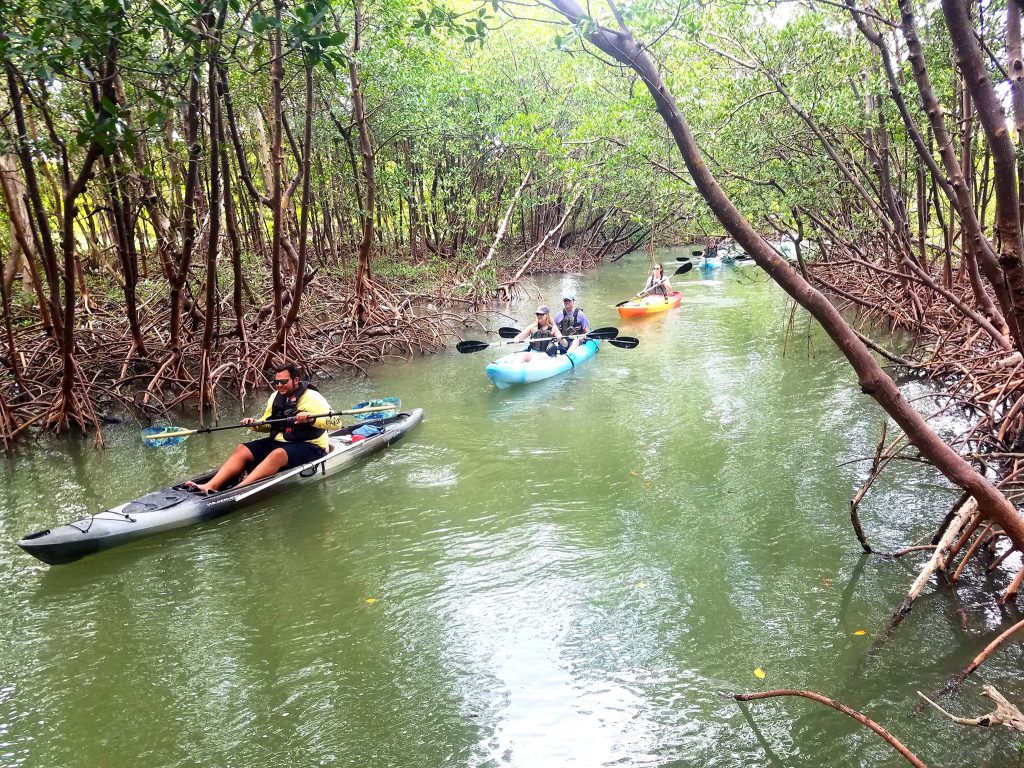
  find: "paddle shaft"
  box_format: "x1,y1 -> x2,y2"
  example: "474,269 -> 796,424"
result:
150,404 -> 395,441
456,328 -> 617,354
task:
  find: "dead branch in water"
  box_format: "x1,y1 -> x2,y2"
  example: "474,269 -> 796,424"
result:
918,685 -> 1024,731
916,618 -> 1024,710
730,689 -> 927,767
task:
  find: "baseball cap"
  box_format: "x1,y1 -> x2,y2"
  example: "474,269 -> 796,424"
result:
535,304 -> 551,314
562,293 -> 575,301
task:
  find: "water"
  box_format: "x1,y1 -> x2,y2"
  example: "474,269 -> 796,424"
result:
1,248 -> 1021,767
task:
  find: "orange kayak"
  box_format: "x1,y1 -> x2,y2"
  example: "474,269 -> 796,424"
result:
616,291 -> 682,318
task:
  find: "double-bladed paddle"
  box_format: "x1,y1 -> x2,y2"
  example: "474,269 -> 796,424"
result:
141,398 -> 402,447
615,262 -> 692,307
456,327 -> 622,354
496,325 -> 618,340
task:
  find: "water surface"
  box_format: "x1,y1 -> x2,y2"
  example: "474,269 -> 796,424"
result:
1,249 -> 1020,767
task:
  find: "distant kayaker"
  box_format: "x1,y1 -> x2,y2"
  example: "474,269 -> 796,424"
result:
187,362 -> 333,494
642,264 -> 672,299
554,294 -> 590,354
513,305 -> 564,362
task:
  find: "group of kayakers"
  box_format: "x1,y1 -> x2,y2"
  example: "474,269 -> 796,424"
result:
513,263 -> 675,361
194,263 -> 674,494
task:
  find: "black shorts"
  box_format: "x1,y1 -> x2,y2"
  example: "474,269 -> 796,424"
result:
244,437 -> 326,468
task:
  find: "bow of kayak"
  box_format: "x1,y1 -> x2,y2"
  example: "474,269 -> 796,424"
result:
485,339 -> 600,388
17,408 -> 424,566
616,291 -> 682,318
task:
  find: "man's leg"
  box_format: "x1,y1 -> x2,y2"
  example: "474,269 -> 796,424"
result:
235,447 -> 289,488
197,444 -> 255,492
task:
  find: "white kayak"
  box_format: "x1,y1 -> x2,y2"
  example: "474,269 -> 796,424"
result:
18,409 -> 424,565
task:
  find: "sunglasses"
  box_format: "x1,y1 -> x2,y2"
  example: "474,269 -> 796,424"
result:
272,377 -> 295,387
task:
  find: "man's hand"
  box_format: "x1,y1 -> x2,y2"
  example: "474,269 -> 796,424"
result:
294,411 -> 312,424
241,417 -> 259,426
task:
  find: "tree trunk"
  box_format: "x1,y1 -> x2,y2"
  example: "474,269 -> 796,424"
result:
349,0 -> 376,325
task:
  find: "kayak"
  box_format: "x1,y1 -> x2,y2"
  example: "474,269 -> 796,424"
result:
17,409 -> 424,566
485,339 -> 600,388
616,291 -> 682,318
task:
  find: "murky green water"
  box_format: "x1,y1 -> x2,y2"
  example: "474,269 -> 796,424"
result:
1,249 -> 1021,767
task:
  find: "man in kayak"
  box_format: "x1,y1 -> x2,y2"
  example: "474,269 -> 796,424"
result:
554,294 -> 590,354
513,305 -> 565,362
188,363 -> 333,493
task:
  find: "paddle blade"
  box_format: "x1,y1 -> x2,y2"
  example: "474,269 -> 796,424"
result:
497,327 -> 520,339
586,326 -> 619,340
674,262 -> 693,275
608,336 -> 639,349
690,247 -> 703,256
676,256 -> 691,262
457,340 -> 490,354
142,426 -> 191,447
352,397 -> 401,421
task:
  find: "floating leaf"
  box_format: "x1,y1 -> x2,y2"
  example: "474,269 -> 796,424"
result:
364,597 -> 379,605
854,629 -> 867,636
635,581 -> 646,588
754,668 -> 766,679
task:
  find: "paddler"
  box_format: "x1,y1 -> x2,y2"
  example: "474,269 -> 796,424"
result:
513,305 -> 564,362
187,362 -> 332,494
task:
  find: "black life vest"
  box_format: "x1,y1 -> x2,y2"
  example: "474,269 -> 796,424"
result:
270,381 -> 326,442
527,325 -> 555,352
557,307 -> 584,337
646,276 -> 668,296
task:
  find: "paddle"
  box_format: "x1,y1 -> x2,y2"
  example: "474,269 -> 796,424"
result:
456,328 -> 619,354
675,247 -> 703,261
606,336 -> 639,349
615,262 -> 692,307
497,325 -> 618,340
141,398 -> 402,447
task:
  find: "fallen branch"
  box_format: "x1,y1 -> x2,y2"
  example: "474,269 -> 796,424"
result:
891,497 -> 978,625
731,689 -> 927,767
918,685 -> 1024,731
917,618 -> 1024,708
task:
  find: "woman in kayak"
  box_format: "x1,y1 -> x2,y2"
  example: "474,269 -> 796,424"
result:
641,263 -> 672,299
188,362 -> 333,494
513,305 -> 565,362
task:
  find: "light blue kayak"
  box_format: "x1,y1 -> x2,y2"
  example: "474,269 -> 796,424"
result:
485,339 -> 600,388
